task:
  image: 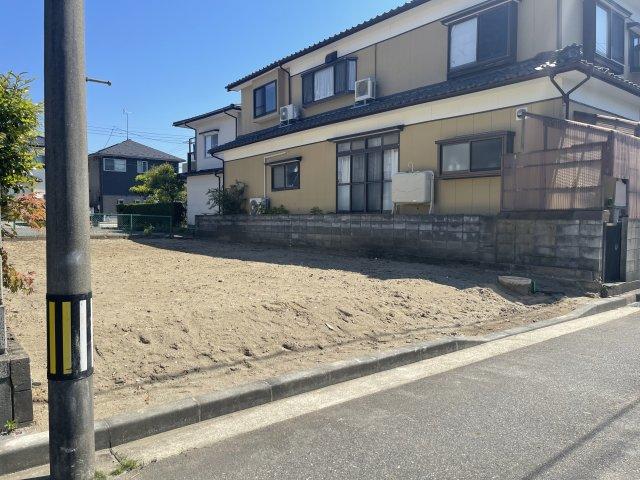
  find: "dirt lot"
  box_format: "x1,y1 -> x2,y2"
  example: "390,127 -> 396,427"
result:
4,238 -> 588,430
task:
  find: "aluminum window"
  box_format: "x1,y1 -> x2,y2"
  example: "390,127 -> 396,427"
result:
632,32 -> 640,72
439,133 -> 513,178
336,132 -> 399,213
448,3 -> 516,75
103,158 -> 126,172
204,133 -> 218,157
302,59 -> 357,105
271,160 -> 300,191
594,2 -> 626,65
136,160 -> 148,174
253,80 -> 277,118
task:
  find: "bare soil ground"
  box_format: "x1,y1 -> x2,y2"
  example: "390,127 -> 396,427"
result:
4,238 -> 588,431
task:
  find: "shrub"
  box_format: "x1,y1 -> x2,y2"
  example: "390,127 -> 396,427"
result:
310,206 -> 323,215
260,204 -> 289,215
207,182 -> 245,215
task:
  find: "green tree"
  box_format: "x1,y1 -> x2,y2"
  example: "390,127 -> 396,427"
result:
130,163 -> 186,203
0,72 -> 43,298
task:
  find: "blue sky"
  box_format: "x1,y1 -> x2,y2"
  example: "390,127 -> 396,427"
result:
1,0 -> 403,158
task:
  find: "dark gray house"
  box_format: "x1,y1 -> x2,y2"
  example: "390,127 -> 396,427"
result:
89,139 -> 182,213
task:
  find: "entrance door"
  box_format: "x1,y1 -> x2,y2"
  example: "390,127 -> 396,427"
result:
604,223 -> 622,283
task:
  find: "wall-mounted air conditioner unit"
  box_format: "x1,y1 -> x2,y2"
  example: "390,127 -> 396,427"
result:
355,78 -> 376,103
279,104 -> 300,124
249,197 -> 270,216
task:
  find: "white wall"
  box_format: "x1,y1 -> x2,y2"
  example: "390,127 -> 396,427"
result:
190,114 -> 238,170
187,174 -> 221,225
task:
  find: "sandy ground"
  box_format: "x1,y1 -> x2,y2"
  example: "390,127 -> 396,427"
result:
3,238 -> 588,431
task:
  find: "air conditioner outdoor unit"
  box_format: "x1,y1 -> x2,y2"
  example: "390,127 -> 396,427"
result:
355,78 -> 376,103
279,104 -> 300,124
249,197 -> 270,216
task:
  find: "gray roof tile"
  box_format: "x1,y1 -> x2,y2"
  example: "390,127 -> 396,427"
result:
89,139 -> 183,162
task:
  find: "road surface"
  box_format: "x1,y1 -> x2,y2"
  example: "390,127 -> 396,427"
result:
123,310 -> 640,479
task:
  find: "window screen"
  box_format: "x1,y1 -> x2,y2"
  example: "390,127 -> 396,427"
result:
471,138 -> 503,171
478,4 -> 510,61
611,12 -> 625,63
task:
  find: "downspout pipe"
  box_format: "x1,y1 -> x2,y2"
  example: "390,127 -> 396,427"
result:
223,110 -> 239,140
549,70 -> 592,119
183,121 -> 197,173
279,65 -> 292,105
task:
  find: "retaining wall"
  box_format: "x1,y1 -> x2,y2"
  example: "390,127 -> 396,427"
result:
0,332 -> 33,427
196,213 -> 607,284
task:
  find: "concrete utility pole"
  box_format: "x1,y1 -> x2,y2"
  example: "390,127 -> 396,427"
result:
44,1 -> 95,478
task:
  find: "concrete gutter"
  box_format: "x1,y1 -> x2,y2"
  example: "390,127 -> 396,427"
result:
1,291 -> 638,476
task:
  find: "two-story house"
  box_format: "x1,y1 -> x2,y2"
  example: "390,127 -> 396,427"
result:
173,104 -> 241,224
184,0 -> 640,217
88,139 -> 182,213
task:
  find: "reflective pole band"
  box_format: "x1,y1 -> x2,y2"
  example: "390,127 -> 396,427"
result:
46,293 -> 94,380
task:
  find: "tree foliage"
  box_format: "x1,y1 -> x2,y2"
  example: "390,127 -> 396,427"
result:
130,163 -> 186,203
0,72 -> 43,295
0,72 -> 41,197
207,182 -> 245,215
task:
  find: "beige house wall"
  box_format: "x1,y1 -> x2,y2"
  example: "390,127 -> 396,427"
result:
225,99 -> 564,216
237,0 -> 569,135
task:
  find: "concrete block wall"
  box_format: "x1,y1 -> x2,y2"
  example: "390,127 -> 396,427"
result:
496,219 -> 604,282
197,213 -> 606,284
0,332 -> 33,426
623,219 -> 640,281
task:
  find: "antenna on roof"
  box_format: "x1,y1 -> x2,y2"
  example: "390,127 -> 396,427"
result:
122,108 -> 132,139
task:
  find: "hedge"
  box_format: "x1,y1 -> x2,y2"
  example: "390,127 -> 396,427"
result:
116,202 -> 186,232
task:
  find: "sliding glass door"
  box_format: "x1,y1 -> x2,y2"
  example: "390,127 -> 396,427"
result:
336,132 -> 399,213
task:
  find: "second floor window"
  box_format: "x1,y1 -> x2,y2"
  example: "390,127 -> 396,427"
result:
632,33 -> 640,72
136,160 -> 148,173
595,3 -> 625,65
104,158 -> 126,172
254,80 -> 277,118
448,3 -> 516,74
204,133 -> 218,157
302,59 -> 357,105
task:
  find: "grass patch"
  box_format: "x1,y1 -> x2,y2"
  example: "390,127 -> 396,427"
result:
110,456 -> 140,476
94,471 -> 108,480
2,419 -> 17,434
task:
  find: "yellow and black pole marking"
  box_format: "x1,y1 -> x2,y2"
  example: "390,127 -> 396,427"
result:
46,293 -> 93,381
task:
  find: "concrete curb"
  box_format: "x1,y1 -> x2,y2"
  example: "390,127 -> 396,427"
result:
1,293 -> 637,476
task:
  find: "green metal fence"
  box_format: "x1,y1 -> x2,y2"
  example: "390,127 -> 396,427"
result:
89,213 -> 173,235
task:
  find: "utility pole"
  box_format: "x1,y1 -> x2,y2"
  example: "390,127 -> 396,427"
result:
44,1 -> 95,479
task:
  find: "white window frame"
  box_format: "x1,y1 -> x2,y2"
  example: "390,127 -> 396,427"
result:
136,160 -> 149,174
103,158 -> 127,172
204,133 -> 219,158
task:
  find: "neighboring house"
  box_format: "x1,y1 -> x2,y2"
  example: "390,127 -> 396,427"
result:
178,0 -> 640,217
27,135 -> 46,198
173,104 -> 241,224
88,139 -> 182,213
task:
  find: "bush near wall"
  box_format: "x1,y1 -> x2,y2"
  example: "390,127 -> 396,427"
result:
116,202 -> 186,232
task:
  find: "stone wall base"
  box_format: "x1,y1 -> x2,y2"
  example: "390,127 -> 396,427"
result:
196,213 -> 608,288
0,330 -> 33,427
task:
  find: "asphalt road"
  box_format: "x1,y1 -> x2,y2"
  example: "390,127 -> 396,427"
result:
128,312 -> 640,480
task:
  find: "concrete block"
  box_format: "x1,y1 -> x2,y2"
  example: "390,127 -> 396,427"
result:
580,222 -> 604,236
0,378 -> 12,425
498,276 -> 533,295
267,366 -> 333,401
197,381 -> 271,421
11,388 -> 33,424
9,353 -> 31,392
0,306 -> 5,355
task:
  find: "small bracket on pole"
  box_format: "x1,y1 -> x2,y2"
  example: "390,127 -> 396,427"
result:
86,76 -> 112,86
